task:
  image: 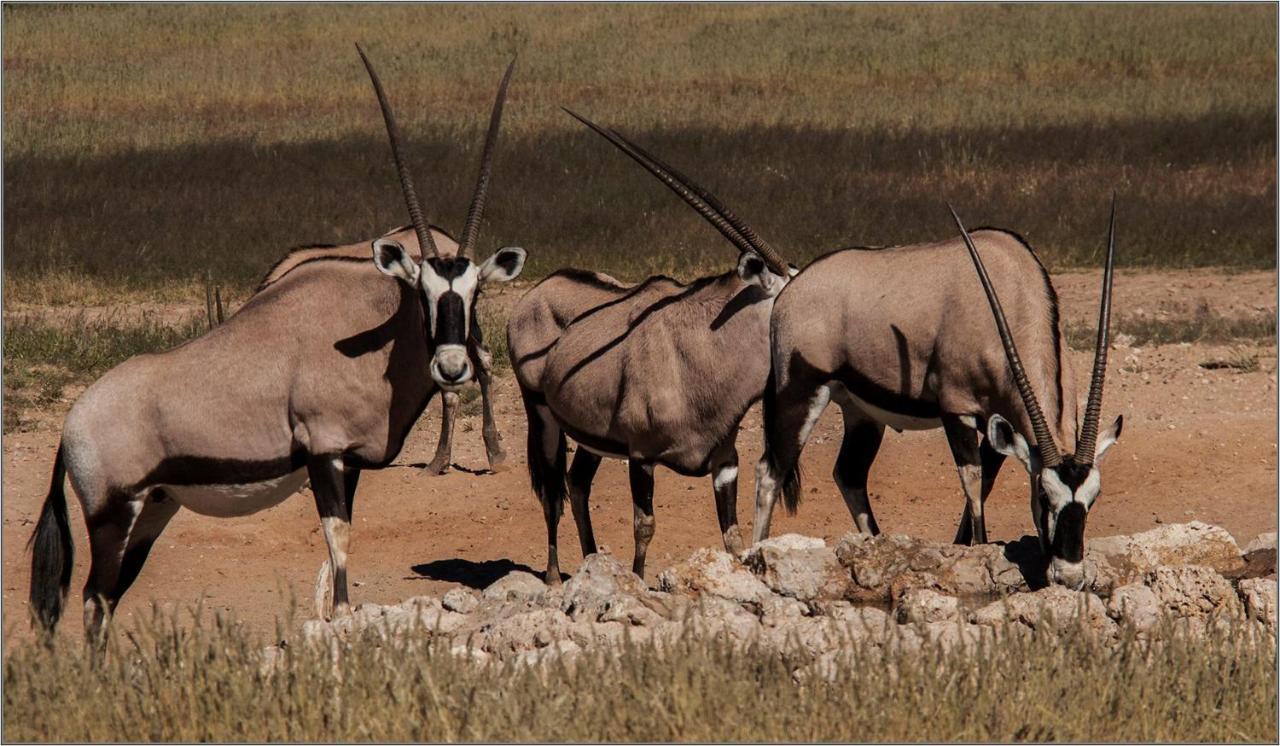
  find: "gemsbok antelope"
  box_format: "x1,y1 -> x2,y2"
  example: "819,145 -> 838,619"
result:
508,111 -> 795,582
27,47 -> 526,642
258,223 -> 508,477
751,201 -> 1121,589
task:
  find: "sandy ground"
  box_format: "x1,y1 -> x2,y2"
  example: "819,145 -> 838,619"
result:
2,269 -> 1276,641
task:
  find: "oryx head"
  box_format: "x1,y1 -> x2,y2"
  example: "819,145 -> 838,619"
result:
951,201 -> 1123,589
359,46 -> 526,391
564,109 -> 796,296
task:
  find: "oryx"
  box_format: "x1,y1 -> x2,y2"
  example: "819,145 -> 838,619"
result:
508,111 -> 794,582
27,47 -> 526,642
259,223 -> 508,477
751,202 -> 1121,589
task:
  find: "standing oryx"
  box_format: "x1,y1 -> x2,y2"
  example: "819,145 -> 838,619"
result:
28,47 -> 526,642
508,111 -> 794,582
258,223 -> 508,476
751,202 -> 1121,589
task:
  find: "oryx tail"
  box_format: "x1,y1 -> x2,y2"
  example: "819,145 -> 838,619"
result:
29,444 -> 73,632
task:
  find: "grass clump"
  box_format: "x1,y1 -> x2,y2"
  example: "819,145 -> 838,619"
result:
4,609 -> 1276,742
1066,306 -> 1277,348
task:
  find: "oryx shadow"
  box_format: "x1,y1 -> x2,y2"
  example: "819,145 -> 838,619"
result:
1000,535 -> 1051,591
410,558 -> 567,588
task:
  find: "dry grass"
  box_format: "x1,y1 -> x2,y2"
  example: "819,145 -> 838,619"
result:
3,608 -> 1275,742
2,4 -> 1275,299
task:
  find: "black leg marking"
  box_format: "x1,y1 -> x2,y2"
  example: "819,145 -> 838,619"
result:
629,461 -> 656,578
943,415 -> 987,545
567,448 -> 602,557
309,455 -> 351,617
833,407 -> 884,536
711,444 -> 744,555
425,392 -> 459,475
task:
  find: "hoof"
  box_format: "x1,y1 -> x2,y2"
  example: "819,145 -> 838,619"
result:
423,459 -> 451,476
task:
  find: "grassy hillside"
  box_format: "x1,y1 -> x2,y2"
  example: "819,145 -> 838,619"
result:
3,4 -> 1275,294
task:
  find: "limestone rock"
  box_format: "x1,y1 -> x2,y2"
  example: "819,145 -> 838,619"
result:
835,532 -> 1033,600
1107,583 -> 1162,635
1088,522 -> 1245,581
442,588 -> 479,614
1243,533 -> 1277,577
657,548 -> 773,606
971,585 -> 1114,638
1239,577 -> 1277,632
561,553 -> 650,622
895,588 -> 961,625
745,534 -> 850,602
482,571 -> 551,603
1146,565 -> 1242,619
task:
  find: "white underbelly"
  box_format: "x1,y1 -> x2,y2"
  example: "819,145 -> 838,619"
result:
835,383 -> 941,432
164,469 -> 309,518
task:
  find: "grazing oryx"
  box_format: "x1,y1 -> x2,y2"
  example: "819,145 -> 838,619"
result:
508,111 -> 794,582
751,201 -> 1121,589
28,47 -> 525,642
258,223 -> 509,476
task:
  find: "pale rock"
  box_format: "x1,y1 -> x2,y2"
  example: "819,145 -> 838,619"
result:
761,595 -> 809,628
1146,565 -> 1242,619
895,588 -> 961,625
561,553 -> 650,622
657,547 -> 773,606
1238,577 -> 1277,631
482,571 -> 551,603
971,585 -> 1114,638
745,534 -> 850,602
1088,522 -> 1245,581
1107,583 -> 1162,635
442,588 -> 479,614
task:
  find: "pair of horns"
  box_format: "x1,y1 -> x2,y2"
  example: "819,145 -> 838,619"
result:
563,109 -> 790,277
950,199 -> 1117,468
356,44 -> 515,259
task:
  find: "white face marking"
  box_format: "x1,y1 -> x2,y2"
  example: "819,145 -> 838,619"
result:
418,262 -> 481,338
1075,468 -> 1102,507
164,469 -> 308,518
1039,469 -> 1073,510
713,465 -> 738,491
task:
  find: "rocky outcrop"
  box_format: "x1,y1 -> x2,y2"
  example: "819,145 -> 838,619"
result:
293,523 -> 1272,667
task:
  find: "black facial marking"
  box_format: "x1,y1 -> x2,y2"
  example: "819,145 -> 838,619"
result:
425,256 -> 473,281
434,292 -> 467,346
1053,459 -> 1092,491
1052,502 -> 1087,562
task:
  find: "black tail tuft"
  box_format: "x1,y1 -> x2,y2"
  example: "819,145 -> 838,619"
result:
762,371 -> 803,515
522,389 -> 568,507
29,444 -> 73,633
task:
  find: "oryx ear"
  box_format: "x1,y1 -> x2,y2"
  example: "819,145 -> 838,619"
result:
1093,414 -> 1124,464
987,414 -> 1033,472
478,247 -> 526,283
372,238 -> 420,285
737,251 -> 785,296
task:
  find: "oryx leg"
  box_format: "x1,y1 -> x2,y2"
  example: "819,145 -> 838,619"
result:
753,381 -> 832,543
309,455 -> 352,619
112,489 -> 181,605
524,393 -> 568,585
628,461 -> 656,578
943,414 -> 992,545
832,404 -> 884,536
951,428 -> 1006,546
424,391 -> 460,475
315,468 -> 360,619
567,448 -> 602,557
81,492 -> 144,646
710,443 -> 744,555
472,340 -> 507,472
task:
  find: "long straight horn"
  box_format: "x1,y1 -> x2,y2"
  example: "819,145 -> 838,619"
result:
564,108 -> 790,277
949,205 -> 1062,468
458,57 -> 516,258
605,127 -> 791,276
1076,195 -> 1117,464
356,44 -> 438,258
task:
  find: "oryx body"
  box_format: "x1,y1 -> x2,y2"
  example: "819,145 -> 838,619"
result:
28,48 -> 525,641
259,225 -> 508,475
752,210 -> 1122,589
509,114 -> 793,582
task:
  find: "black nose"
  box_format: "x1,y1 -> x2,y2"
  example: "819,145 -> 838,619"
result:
439,367 -> 466,383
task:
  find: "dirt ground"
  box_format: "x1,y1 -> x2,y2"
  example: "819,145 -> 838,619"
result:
3,269 -> 1276,641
